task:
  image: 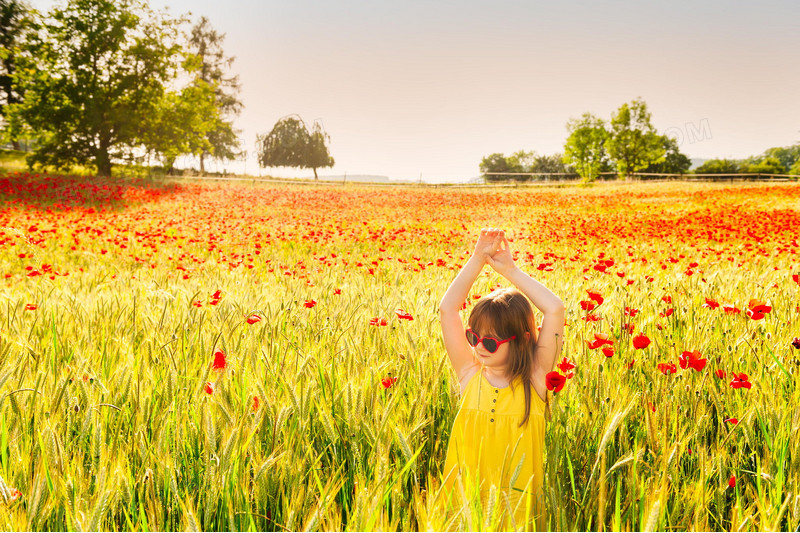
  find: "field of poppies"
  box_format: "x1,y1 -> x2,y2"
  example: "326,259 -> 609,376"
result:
0,171 -> 798,531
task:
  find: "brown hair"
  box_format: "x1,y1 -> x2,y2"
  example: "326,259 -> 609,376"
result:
468,287 -> 539,427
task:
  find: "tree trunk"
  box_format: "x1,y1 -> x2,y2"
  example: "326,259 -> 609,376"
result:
200,152 -> 206,175
11,140 -> 20,151
313,167 -> 318,180
96,147 -> 112,177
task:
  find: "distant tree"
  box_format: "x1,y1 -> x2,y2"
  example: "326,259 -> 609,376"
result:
9,0 -> 186,176
187,16 -> 243,174
694,159 -> 741,174
642,135 -> 691,175
790,159 -> 800,176
606,98 -> 665,179
563,112 -> 611,182
741,156 -> 786,175
761,145 -> 799,172
530,153 -> 574,176
0,0 -> 34,150
256,116 -> 334,180
479,152 -> 512,182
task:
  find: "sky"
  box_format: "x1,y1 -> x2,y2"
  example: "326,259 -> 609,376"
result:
30,0 -> 800,182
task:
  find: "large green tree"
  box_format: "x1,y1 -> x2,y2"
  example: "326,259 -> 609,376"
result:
187,15 -> 242,174
8,0 -> 185,176
606,98 -> 665,179
563,112 -> 611,182
0,0 -> 34,150
256,116 -> 334,180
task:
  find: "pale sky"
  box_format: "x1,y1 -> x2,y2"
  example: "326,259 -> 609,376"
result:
31,0 -> 800,182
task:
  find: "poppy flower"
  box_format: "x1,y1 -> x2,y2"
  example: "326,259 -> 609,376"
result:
679,350 -> 707,372
586,290 -> 604,305
728,476 -> 736,488
395,309 -> 414,320
730,373 -> 752,389
7,488 -> 21,502
246,314 -> 262,324
304,299 -> 317,308
252,395 -> 260,411
746,303 -> 771,320
204,382 -> 215,395
658,308 -> 674,318
624,306 -> 639,317
723,417 -> 738,425
622,323 -> 635,334
792,337 -> 800,349
25,304 -> 37,311
333,288 -> 342,295
212,350 -> 227,370
657,362 -> 677,375
722,304 -> 741,315
580,300 -> 596,311
381,376 -> 398,389
626,359 -> 635,370
702,298 -> 719,309
557,357 -> 575,372
715,369 -> 727,379
661,295 -> 672,304
632,334 -> 651,349
369,317 -> 388,326
582,314 -> 602,322
587,333 -> 614,349
602,346 -> 614,358
793,274 -> 799,285
545,371 -> 566,393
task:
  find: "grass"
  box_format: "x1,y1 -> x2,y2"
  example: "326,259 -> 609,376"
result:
0,173 -> 798,531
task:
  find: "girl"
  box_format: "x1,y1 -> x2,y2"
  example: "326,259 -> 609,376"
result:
438,228 -> 565,531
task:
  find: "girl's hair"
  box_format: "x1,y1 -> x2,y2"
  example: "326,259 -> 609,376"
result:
468,287 -> 539,427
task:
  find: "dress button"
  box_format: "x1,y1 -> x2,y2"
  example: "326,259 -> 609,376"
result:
493,399 -> 496,403
491,409 -> 495,413
490,418 -> 494,422
495,389 -> 499,393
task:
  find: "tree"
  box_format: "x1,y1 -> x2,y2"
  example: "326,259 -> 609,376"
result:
256,116 -> 334,180
563,112 -> 611,182
0,0 -> 34,150
479,152 -> 512,182
760,145 -> 800,172
606,98 -> 665,179
741,156 -> 785,174
642,135 -> 691,175
187,16 -> 242,174
695,159 -> 741,174
8,0 -> 185,176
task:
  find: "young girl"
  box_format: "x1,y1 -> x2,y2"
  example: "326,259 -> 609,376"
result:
438,228 -> 565,531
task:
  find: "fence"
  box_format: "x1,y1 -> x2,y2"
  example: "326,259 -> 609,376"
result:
483,172 -> 800,182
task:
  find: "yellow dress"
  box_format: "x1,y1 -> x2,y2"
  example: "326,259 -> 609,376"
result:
440,368 -> 547,531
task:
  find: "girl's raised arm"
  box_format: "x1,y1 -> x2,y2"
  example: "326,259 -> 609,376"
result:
438,228 -> 501,382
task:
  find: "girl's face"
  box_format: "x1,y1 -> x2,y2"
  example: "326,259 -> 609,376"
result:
470,328 -> 513,370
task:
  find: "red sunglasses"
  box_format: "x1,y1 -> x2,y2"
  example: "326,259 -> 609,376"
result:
465,328 -> 516,353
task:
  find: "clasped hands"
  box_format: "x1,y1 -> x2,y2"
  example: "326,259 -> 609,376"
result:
473,227 -> 517,276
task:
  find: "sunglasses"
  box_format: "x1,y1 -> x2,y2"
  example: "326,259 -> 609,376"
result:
465,328 -> 516,353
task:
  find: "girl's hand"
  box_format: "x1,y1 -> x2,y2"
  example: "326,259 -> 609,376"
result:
472,228 -> 502,263
486,233 -> 517,276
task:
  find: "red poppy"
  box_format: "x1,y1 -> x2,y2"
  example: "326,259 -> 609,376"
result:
582,314 -> 602,322
626,359 -> 635,370
715,369 -> 727,379
730,373 -> 752,389
586,290 -> 604,305
557,357 -> 575,372
728,476 -> 736,488
661,295 -> 672,304
622,323 -> 635,334
746,303 -> 771,320
545,371 -> 566,393
212,350 -> 227,370
246,314 -> 262,324
333,288 -> 342,295
657,362 -> 677,375
204,382 -> 215,395
792,337 -> 800,349
658,308 -> 674,318
304,299 -> 317,308
702,298 -> 719,309
587,333 -> 614,349
252,395 -> 260,411
395,309 -> 414,320
602,346 -> 614,358
369,317 -> 388,326
648,402 -> 656,413
381,376 -> 398,389
632,334 -> 651,349
722,304 -> 741,315
624,306 -> 639,317
7,488 -> 21,502
580,300 -> 596,311
793,274 -> 799,285
25,304 -> 37,310
723,417 -> 738,425
678,350 -> 707,372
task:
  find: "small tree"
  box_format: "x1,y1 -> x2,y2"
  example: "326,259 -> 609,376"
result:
256,116 -> 334,180
479,153 -> 512,182
563,112 -> 611,182
0,0 -> 35,150
606,98 -> 665,179
695,159 -> 741,174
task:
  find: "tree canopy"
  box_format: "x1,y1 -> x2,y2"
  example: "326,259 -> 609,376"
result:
256,116 -> 334,180
563,112 -> 611,182
606,98 -> 665,179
